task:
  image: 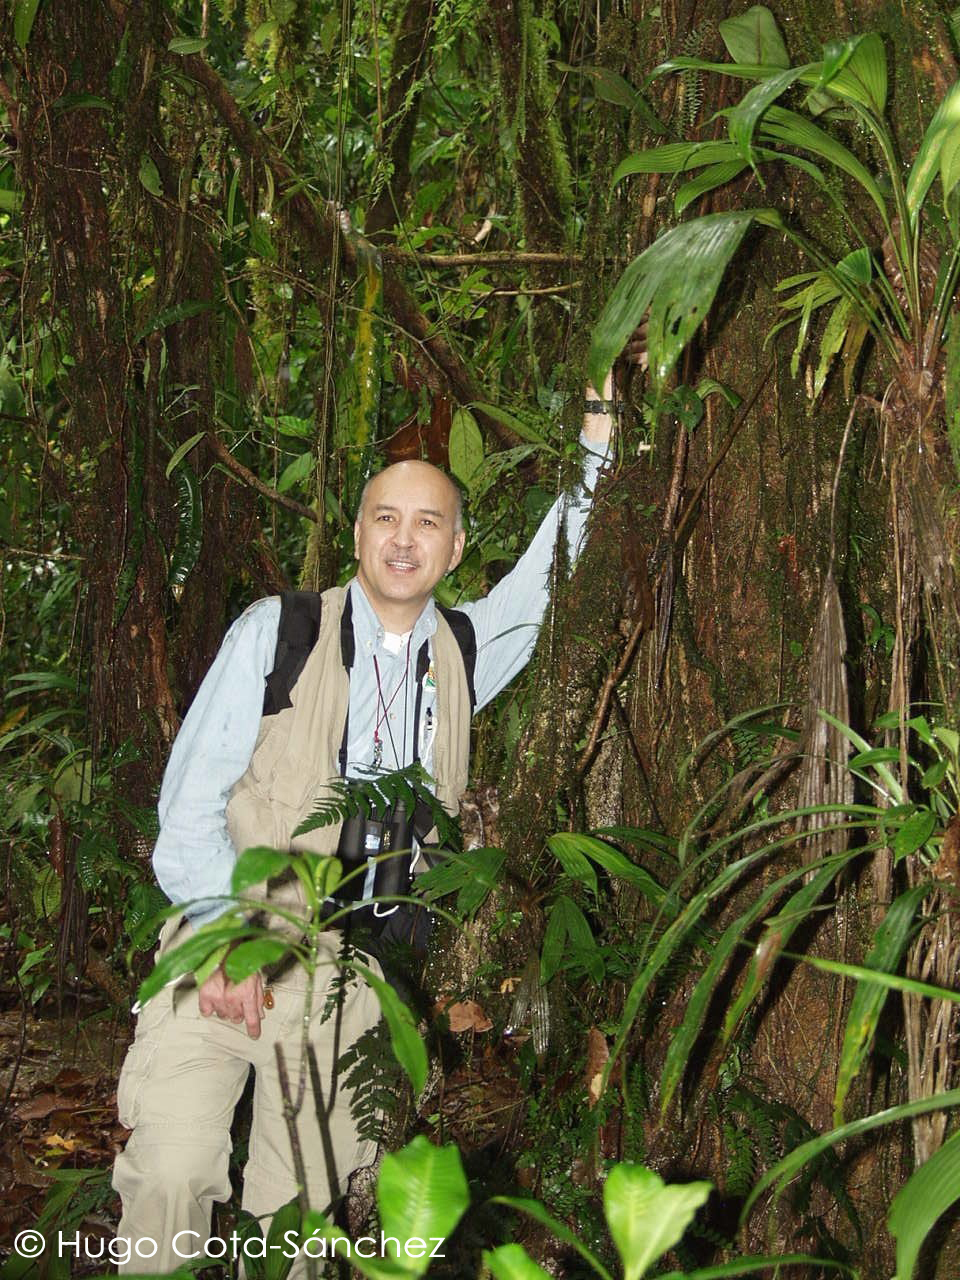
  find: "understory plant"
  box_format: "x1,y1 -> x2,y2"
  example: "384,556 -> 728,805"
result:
586,0 -> 960,1219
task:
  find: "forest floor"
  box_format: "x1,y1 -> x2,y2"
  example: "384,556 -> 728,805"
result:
0,993 -> 131,1269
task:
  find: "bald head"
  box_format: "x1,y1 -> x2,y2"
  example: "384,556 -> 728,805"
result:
353,460 -> 467,631
356,461 -> 464,533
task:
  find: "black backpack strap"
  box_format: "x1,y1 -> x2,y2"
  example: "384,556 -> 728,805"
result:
436,603 -> 477,714
262,591 -> 323,715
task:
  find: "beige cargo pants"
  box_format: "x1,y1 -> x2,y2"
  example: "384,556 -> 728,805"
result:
112,921 -> 381,1274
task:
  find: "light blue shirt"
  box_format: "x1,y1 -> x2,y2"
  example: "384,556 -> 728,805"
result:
153,440 -> 606,924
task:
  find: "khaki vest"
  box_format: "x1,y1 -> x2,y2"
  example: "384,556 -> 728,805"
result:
225,586 -> 472,923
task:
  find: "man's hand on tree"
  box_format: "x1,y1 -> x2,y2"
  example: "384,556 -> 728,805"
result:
198,967 -> 265,1039
583,323 -> 648,445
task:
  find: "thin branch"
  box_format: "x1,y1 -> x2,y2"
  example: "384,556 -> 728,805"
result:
577,609 -> 650,776
205,431 -> 319,523
673,361 -> 773,552
378,249 -> 583,268
180,46 -> 517,448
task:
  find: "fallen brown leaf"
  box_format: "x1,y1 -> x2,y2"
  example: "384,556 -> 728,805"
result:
434,997 -> 493,1033
584,1026 -> 609,1109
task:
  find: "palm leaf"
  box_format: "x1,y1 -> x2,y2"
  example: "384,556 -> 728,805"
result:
889,1129 -> 960,1280
817,33 -> 888,118
742,1090 -> 960,1222
833,883 -> 928,1125
612,141 -> 742,185
906,79 -> 960,229
588,210 -> 770,393
675,161 -> 750,214
494,1196 -> 612,1280
727,66 -> 812,169
759,105 -> 889,224
660,856 -> 844,1114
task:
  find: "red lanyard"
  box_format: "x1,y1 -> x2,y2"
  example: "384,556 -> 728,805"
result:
372,635 -> 412,768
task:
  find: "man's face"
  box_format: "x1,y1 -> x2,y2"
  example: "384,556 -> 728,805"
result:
354,461 -> 465,629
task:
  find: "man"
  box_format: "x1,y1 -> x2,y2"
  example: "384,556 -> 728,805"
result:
112,392 -> 614,1271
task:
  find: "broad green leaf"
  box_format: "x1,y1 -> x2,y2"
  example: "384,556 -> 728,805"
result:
604,1164 -> 711,1280
922,758 -> 949,789
139,154 -> 162,198
818,33 -> 887,117
612,141 -> 741,185
299,1212 -> 394,1280
836,247 -> 873,285
13,0 -> 41,49
718,6 -> 789,68
907,80 -> 960,227
941,125 -> 960,201
484,1245 -> 553,1280
743,1089 -> 960,1221
165,430 -> 207,478
168,36 -> 209,54
232,846 -> 295,894
935,726 -> 960,756
675,161 -> 750,215
571,833 -> 668,904
136,923 -> 248,1005
892,808 -> 937,861
471,402 -> 551,447
263,1198 -> 302,1280
541,895 -> 601,984
834,884 -> 927,1124
448,407 -> 484,488
695,376 -> 742,409
727,67 -> 811,168
889,1129 -> 960,1280
224,937 -> 293,981
563,64 -> 640,110
589,211 -> 763,393
819,39 -> 857,87
813,296 -> 852,399
353,962 -> 427,1094
494,1197 -> 612,1280
377,1138 -> 469,1274
547,832 -> 598,893
759,106 -> 888,221
660,1258 -> 857,1279
417,847 -> 505,916
0,188 -> 23,213
277,450 -> 314,494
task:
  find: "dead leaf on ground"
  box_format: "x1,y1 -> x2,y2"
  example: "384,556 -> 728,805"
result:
434,997 -> 493,1033
585,1026 -> 609,1109
16,1092 -> 68,1121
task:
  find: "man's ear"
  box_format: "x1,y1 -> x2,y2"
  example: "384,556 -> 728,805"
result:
447,529 -> 466,572
353,519 -> 361,559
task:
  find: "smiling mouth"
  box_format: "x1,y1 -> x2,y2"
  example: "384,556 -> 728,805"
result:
386,558 -> 419,571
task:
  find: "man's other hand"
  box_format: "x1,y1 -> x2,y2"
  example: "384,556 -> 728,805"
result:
198,967 -> 264,1039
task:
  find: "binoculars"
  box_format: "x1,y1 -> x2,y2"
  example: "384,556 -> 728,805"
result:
335,794 -> 412,917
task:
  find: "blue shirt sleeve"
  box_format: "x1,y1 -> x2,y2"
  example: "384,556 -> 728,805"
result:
461,435 -> 607,710
152,596 -> 281,925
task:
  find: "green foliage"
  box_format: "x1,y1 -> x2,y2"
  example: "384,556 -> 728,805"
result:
888,1128 -> 960,1280
589,4 -> 960,413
